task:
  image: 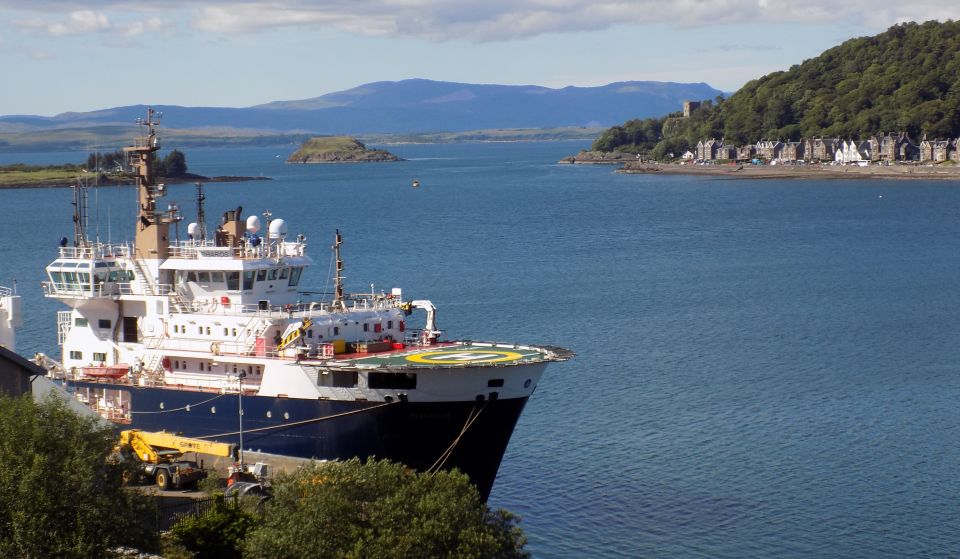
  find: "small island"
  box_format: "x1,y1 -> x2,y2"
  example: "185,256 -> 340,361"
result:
0,149 -> 270,189
287,136 -> 402,163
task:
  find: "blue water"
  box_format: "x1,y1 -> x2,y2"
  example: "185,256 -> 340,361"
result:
4,141 -> 960,558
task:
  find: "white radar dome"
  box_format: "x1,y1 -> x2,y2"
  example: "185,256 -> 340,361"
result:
246,215 -> 261,233
269,219 -> 288,238
187,222 -> 200,238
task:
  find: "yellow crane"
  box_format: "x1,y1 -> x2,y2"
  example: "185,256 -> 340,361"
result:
116,429 -> 237,490
276,317 -> 313,351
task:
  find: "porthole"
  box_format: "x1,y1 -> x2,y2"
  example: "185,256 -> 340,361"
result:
185,404 -> 191,412
211,406 -> 216,414
283,412 -> 290,420
524,379 -> 532,388
159,402 -> 164,410
266,411 -> 272,418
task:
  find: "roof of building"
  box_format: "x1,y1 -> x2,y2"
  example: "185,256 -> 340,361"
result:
0,346 -> 46,376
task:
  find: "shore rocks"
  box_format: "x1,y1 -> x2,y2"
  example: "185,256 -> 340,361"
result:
558,150 -> 638,164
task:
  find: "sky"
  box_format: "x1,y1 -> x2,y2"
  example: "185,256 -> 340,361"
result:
1,1 -> 959,116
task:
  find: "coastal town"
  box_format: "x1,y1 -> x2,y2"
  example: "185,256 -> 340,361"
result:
691,133 -> 960,165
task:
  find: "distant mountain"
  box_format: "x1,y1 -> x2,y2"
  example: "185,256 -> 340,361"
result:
0,79 -> 723,137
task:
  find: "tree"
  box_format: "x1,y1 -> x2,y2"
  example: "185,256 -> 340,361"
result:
0,395 -> 157,558
161,150 -> 188,177
242,459 -> 530,559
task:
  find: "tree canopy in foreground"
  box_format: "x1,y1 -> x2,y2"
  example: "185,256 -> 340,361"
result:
0,395 -> 156,558
242,459 -> 530,559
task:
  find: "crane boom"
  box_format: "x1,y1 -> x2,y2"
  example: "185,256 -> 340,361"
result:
118,429 -> 237,462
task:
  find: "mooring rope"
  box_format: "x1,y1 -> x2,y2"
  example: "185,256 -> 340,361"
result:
427,399 -> 488,474
192,399 -> 400,439
128,393 -> 225,414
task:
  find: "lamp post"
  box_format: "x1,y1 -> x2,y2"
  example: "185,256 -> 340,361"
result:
235,370 -> 247,467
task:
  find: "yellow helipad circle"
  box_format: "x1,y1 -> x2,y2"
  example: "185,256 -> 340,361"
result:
406,349 -> 524,364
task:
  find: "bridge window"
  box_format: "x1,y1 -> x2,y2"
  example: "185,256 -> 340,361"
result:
243,270 -> 255,290
98,319 -> 111,329
279,267 -> 290,280
256,269 -> 267,281
226,272 -> 240,291
198,271 -> 210,283
211,271 -> 225,284
267,269 -> 278,281
288,267 -> 302,286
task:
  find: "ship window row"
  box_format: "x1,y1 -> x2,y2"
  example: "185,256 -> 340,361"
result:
180,267 -> 303,291
74,317 -> 112,329
170,359 -> 262,376
49,269 -> 134,291
170,324 -> 245,338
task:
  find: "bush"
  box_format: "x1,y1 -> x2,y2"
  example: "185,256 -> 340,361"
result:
242,459 -> 529,559
169,495 -> 255,559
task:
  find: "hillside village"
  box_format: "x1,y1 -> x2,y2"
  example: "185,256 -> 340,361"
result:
691,133 -> 960,165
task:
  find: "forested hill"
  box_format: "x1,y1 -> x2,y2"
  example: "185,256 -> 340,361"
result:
593,20 -> 960,156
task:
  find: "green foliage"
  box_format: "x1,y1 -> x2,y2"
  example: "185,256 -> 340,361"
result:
86,149 -> 189,177
160,150 -> 188,177
0,162 -> 82,173
596,20 -> 960,158
0,395 -> 157,558
242,459 -> 530,559
86,150 -> 127,173
170,495 -> 255,559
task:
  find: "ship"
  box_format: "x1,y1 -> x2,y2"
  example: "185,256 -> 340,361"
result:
36,109 -> 572,500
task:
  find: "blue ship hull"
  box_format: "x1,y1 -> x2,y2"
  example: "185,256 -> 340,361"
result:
71,380 -> 527,500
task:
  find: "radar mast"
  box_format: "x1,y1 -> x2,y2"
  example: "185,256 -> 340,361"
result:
124,108 -> 171,259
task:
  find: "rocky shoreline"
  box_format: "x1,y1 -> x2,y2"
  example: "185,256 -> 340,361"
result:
558,150 -> 637,164
616,161 -> 960,181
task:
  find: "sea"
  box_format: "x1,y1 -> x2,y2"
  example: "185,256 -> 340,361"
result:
3,141 -> 960,558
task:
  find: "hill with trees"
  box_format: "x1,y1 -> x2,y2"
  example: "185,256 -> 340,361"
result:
593,20 -> 960,157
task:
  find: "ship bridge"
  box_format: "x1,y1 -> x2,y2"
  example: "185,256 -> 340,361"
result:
42,243 -> 136,300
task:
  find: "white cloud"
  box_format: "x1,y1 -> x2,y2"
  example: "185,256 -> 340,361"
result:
4,1 -> 960,42
17,10 -> 111,36
122,16 -> 169,37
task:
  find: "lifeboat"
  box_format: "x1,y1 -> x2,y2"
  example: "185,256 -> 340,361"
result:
80,365 -> 129,379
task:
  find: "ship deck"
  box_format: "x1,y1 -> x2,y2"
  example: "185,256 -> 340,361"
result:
323,341 -> 563,369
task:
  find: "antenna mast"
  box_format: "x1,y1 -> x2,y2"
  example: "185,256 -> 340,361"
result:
195,182 -> 207,241
332,230 -> 346,311
124,107 -> 171,259
71,177 -> 90,247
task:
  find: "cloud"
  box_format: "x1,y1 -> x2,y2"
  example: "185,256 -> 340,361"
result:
4,1 -> 960,42
122,16 -> 169,37
17,10 -> 111,37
